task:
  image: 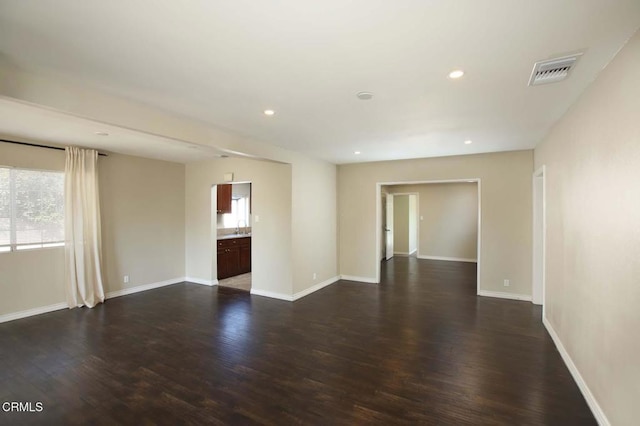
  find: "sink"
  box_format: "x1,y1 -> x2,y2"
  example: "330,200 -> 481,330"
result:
218,233 -> 251,240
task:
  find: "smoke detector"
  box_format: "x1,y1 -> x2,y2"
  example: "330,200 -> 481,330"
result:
528,53 -> 583,86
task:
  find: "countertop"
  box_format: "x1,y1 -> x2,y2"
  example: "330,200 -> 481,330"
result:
217,233 -> 252,240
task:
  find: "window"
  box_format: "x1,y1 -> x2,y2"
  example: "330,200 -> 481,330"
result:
0,167 -> 65,252
222,196 -> 250,229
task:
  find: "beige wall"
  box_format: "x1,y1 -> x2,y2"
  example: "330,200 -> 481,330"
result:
185,157 -> 293,296
99,153 -> 185,293
291,156 -> 338,293
534,30 -> 640,425
0,143 -> 186,316
338,150 -> 532,295
393,195 -> 410,254
390,183 -> 478,261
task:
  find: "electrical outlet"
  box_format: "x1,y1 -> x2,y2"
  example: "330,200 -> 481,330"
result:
503,279 -> 510,287
313,273 -> 317,280
124,275 -> 130,284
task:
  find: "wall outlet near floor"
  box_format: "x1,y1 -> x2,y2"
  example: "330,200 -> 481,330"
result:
124,275 -> 129,284
503,279 -> 510,287
313,273 -> 317,280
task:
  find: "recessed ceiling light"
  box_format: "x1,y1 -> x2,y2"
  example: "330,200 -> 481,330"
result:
448,69 -> 465,79
464,140 -> 473,145
356,92 -> 374,100
354,151 -> 361,155
264,109 -> 275,116
95,131 -> 109,136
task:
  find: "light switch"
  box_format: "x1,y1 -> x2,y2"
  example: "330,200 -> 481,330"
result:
255,215 -> 259,222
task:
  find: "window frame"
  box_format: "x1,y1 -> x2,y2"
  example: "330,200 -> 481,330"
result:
0,165 -> 65,253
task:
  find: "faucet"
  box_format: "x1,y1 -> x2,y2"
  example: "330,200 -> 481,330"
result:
236,220 -> 247,235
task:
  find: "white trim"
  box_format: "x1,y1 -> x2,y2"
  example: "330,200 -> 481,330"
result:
476,180 -> 482,296
292,276 -> 340,301
409,248 -> 417,255
532,165 -> 546,309
543,317 -> 610,426
417,255 -> 477,263
477,290 -> 532,302
0,277 -> 186,324
394,251 -> 411,256
0,302 -> 68,324
105,277 -> 184,299
249,288 -> 293,301
340,275 -> 378,284
185,277 -> 218,286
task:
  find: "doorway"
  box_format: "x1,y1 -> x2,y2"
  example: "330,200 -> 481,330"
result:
213,182 -> 252,292
384,193 -> 393,260
376,180 -> 481,293
383,192 -> 418,258
532,166 -> 545,308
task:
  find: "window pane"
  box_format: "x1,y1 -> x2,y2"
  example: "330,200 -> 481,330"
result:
222,197 -> 250,229
14,169 -> 64,245
0,168 -> 8,191
223,199 -> 238,228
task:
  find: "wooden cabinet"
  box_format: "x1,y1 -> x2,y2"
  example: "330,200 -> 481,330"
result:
216,184 -> 232,214
239,243 -> 251,274
217,237 -> 251,280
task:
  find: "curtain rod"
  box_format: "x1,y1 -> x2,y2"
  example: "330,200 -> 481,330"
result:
0,138 -> 108,156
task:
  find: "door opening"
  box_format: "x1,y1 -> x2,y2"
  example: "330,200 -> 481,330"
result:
213,182 -> 253,292
532,166 -> 546,308
376,180 -> 481,294
385,193 -> 394,261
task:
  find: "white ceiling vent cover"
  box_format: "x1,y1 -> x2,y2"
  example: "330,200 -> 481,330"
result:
528,53 -> 583,86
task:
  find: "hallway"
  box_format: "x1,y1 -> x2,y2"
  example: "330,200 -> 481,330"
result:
0,258 -> 594,424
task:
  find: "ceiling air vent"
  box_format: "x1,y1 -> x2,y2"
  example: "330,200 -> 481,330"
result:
528,53 -> 583,86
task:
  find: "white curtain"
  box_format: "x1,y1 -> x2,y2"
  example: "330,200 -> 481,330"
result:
64,147 -> 105,308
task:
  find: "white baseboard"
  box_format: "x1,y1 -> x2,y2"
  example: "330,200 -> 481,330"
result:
418,255 -> 477,263
477,290 -> 532,302
185,277 -> 218,286
1,277 -> 189,324
339,275 -> 378,284
409,249 -> 417,255
106,277 -> 184,299
293,276 -> 340,301
394,251 -> 410,256
250,288 -> 293,301
543,317 -> 609,426
0,302 -> 68,324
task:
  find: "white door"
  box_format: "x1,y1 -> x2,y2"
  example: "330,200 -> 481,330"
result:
385,194 -> 394,260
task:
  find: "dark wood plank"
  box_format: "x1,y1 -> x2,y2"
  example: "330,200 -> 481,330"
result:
0,257 -> 595,425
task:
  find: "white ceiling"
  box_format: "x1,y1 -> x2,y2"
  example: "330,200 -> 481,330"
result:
0,0 -> 639,164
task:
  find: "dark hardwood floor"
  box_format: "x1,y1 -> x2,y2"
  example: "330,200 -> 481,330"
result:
0,257 -> 595,425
